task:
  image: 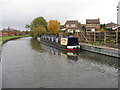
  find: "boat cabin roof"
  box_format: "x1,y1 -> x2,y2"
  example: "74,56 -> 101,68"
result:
63,37 -> 77,39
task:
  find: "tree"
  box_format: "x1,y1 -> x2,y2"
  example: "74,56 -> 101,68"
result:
82,26 -> 86,31
103,24 -> 106,29
48,20 -> 60,34
30,25 -> 47,39
78,22 -> 81,25
60,25 -> 65,29
25,16 -> 47,38
100,28 -> 105,32
100,24 -> 103,29
100,24 -> 106,30
31,17 -> 47,30
25,24 -> 31,29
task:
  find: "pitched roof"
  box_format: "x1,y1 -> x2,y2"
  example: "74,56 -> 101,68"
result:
106,22 -> 118,27
86,18 -> 100,24
65,20 -> 78,25
67,25 -> 82,30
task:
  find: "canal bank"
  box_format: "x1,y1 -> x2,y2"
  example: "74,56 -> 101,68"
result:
2,35 -> 30,44
80,43 -> 120,58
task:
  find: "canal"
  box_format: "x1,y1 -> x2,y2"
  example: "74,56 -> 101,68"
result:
2,37 -> 119,88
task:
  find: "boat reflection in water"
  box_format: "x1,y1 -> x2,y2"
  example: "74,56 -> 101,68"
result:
41,43 -> 79,62
30,38 -> 79,62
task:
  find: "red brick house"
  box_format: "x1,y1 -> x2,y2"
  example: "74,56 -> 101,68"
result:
105,22 -> 118,30
86,18 -> 100,31
2,27 -> 22,36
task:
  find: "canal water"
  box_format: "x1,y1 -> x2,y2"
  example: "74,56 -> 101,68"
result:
2,37 -> 119,88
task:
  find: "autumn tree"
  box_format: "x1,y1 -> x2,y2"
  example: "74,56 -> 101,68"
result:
48,20 -> 60,34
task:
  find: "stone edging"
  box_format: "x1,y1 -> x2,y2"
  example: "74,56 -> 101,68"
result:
80,43 -> 120,58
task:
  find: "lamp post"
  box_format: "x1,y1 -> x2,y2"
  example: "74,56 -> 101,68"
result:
116,4 -> 119,45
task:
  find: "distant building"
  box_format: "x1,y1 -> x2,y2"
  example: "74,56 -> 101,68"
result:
65,20 -> 78,28
2,27 -> 22,36
86,18 -> 100,31
105,22 -> 118,30
65,20 -> 82,33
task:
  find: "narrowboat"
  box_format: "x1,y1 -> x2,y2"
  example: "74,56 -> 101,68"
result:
40,34 -> 80,51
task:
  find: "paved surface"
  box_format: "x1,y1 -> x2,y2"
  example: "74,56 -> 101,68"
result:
80,43 -> 120,58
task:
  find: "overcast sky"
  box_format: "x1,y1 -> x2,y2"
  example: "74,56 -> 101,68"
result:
0,0 -> 120,30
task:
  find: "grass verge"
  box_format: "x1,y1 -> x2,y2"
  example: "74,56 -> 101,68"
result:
0,35 -> 30,44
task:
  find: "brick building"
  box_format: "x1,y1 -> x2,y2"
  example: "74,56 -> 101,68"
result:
86,18 -> 100,31
65,20 -> 82,33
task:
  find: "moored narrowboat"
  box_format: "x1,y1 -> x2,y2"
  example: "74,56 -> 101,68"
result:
40,35 -> 80,51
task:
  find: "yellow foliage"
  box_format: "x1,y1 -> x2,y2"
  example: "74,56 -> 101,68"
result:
97,28 -> 105,32
48,20 -> 60,34
100,28 -> 105,32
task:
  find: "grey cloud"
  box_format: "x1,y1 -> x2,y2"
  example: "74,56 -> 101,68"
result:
2,0 -> 119,30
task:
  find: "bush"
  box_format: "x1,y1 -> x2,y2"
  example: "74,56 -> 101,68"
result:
58,29 -> 62,33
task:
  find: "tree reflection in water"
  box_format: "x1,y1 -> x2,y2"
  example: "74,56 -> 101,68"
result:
30,38 -> 44,52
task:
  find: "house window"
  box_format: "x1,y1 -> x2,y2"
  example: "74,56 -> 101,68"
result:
88,24 -> 91,26
71,24 -> 75,27
66,24 -> 69,27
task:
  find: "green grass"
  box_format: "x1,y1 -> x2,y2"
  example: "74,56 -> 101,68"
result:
92,42 -> 105,45
0,35 -> 30,42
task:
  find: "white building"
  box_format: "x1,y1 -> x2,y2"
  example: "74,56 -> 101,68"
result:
118,1 -> 120,26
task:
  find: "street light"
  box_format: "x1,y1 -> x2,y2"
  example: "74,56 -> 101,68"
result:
116,4 -> 119,45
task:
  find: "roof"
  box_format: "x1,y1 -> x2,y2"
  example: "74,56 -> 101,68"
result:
106,22 -> 118,27
63,37 -> 77,38
65,20 -> 78,25
86,18 -> 100,24
67,25 -> 82,30
81,24 -> 86,26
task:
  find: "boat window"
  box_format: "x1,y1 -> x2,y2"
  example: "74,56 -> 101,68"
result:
67,38 -> 78,46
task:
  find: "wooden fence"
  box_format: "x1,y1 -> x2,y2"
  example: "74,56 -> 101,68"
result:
75,31 -> 120,48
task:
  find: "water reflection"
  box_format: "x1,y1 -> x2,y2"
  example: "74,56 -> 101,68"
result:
30,38 -> 118,68
42,45 -> 79,62
2,37 -> 118,88
30,38 -> 44,52
30,38 -> 79,62
79,50 -> 119,69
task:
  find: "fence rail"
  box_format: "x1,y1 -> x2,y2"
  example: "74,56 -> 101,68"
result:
76,31 -> 120,48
